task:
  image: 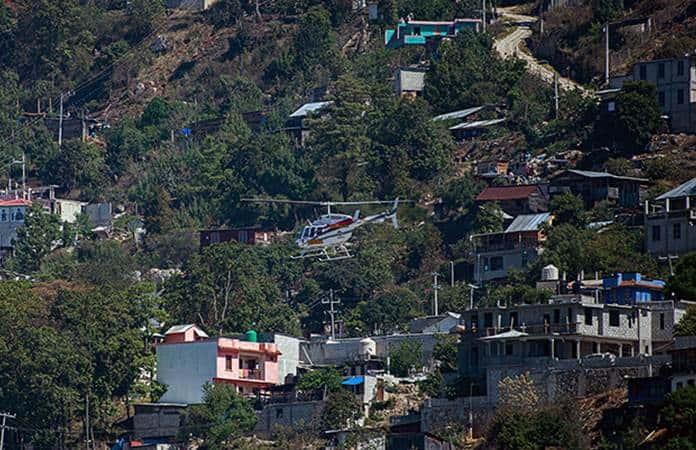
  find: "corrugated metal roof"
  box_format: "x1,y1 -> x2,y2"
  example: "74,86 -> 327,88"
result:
289,101 -> 333,118
504,212 -> 552,233
476,185 -> 543,201
655,178 -> 696,200
449,118 -> 506,130
432,106 -> 484,122
561,169 -> 648,182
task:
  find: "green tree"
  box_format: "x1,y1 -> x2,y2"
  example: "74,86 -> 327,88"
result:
389,340 -> 423,377
473,203 -> 505,233
674,306 -> 696,337
356,286 -> 420,334
179,383 -> 257,450
206,0 -> 242,28
662,385 -> 696,444
596,81 -> 661,154
294,6 -> 334,69
666,253 -> 696,302
10,203 -> 61,273
128,0 -> 165,38
46,139 -> 107,197
433,334 -> 458,373
297,367 -> 343,394
592,0 -> 623,24
549,192 -> 585,226
163,243 -> 302,335
321,388 -> 362,429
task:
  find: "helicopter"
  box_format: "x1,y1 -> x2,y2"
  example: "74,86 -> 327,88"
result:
241,198 -> 405,261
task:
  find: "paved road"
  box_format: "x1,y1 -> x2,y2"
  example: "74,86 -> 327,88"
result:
494,7 -> 591,94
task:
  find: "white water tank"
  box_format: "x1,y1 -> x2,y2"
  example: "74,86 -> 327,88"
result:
541,264 -> 559,281
360,338 -> 376,358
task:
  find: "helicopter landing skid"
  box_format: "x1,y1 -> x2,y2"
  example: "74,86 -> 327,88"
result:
291,245 -> 353,261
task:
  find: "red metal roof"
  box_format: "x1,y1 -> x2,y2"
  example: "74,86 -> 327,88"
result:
476,185 -> 542,201
619,280 -> 664,290
0,199 -> 30,207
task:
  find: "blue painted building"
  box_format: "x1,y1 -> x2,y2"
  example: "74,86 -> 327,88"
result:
602,272 -> 665,304
384,19 -> 481,49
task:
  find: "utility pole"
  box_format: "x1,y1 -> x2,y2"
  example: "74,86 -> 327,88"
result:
85,395 -> 92,450
482,0 -> 486,33
0,412 -> 16,450
322,289 -> 340,340
58,92 -> 64,147
431,272 -> 441,316
450,261 -> 455,287
467,284 -> 478,310
554,72 -> 559,119
604,23 -> 610,86
658,255 -> 678,276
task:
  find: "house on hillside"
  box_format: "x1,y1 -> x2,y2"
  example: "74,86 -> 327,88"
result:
394,65 -> 427,97
644,178 -> 696,257
670,336 -> 696,391
156,325 -> 303,403
475,184 -> 549,215
284,101 -> 333,147
549,169 -> 647,209
0,198 -> 30,257
602,272 -> 665,304
609,55 -> 696,133
471,212 -> 553,283
384,18 -> 481,49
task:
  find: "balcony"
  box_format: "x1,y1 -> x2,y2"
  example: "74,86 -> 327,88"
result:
239,368 -> 263,380
476,323 -> 579,337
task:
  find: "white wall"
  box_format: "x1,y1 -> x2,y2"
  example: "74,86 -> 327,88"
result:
157,341 -> 218,404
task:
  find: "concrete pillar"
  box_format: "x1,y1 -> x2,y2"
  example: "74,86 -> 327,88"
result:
576,340 -> 581,359
619,344 -> 623,357
550,338 -> 555,359
597,342 -> 602,353
631,344 -> 635,357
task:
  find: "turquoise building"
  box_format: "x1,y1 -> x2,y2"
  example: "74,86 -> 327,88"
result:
384,19 -> 482,49
602,272 -> 665,304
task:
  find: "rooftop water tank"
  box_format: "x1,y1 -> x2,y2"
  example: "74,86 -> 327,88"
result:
244,330 -> 258,342
360,337 -> 376,358
541,264 -> 559,281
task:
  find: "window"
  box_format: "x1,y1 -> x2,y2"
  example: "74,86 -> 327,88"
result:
484,313 -> 493,328
652,225 -> 661,242
543,313 -> 551,325
471,314 -> 478,329
660,313 -> 665,330
14,208 -> 24,222
658,91 -> 665,107
510,311 -> 518,327
639,65 -> 647,80
225,356 -> 233,371
490,256 -> 503,271
276,408 -> 284,419
609,310 -> 620,327
677,89 -> 685,105
628,313 -> 633,328
584,308 -> 593,325
658,63 -> 665,78
674,223 -> 682,240
505,342 -> 514,356
0,209 -> 5,222
553,309 -> 560,324
413,26 -> 421,35
677,60 -> 684,76
567,308 -> 573,323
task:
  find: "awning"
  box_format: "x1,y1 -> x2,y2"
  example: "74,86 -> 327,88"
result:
341,376 -> 365,386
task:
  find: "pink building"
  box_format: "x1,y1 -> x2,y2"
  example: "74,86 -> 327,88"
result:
157,325 -> 282,404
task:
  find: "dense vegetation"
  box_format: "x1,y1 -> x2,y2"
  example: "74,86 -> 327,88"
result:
0,0 -> 693,448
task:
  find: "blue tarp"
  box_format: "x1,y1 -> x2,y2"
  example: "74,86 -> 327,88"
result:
341,376 -> 364,386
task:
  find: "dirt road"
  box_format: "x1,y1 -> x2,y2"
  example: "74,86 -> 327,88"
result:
494,7 -> 592,94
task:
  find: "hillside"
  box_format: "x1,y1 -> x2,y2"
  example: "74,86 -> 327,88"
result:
530,0 -> 696,84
